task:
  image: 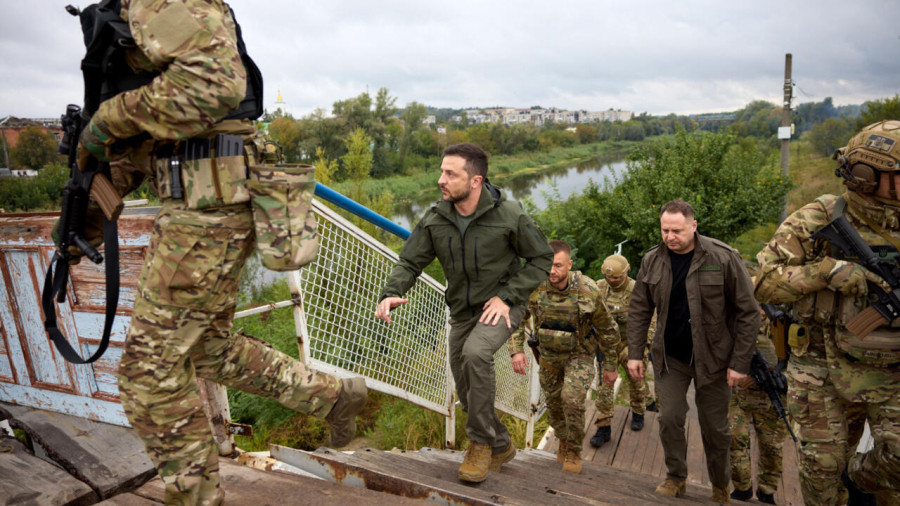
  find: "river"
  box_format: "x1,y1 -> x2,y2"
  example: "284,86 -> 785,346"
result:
390,156 -> 628,231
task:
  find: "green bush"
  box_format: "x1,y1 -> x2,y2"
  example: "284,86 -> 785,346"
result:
0,162 -> 68,212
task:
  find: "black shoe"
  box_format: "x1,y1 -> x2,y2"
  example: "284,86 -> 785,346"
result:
589,425 -> 611,448
645,401 -> 658,412
842,468 -> 877,506
630,412 -> 644,431
730,487 -> 753,501
756,490 -> 776,504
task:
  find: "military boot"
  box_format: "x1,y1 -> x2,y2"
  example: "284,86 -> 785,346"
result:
562,447 -> 582,474
756,489 -> 776,504
730,487 -> 752,501
630,412 -> 644,431
645,401 -> 658,412
458,442 -> 492,483
711,486 -> 730,504
589,425 -> 611,448
325,377 -> 367,447
489,442 -> 516,472
556,439 -> 567,463
654,479 -> 686,497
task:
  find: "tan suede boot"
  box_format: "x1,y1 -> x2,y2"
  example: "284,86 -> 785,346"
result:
711,486 -> 730,504
655,478 -> 686,497
556,439 -> 567,463
489,442 -> 516,472
458,442 -> 492,483
562,447 -> 582,474
324,377 -> 367,447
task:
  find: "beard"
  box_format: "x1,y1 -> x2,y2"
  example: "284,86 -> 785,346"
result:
441,185 -> 471,204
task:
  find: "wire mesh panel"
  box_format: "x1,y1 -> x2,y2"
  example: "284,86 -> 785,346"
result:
294,199 -> 546,430
299,201 -> 451,415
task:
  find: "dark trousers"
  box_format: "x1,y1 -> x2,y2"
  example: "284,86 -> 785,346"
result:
447,305 -> 526,453
656,356 -> 732,489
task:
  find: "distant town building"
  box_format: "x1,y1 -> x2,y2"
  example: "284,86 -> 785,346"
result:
461,107 -> 632,127
0,116 -> 63,170
272,89 -> 293,117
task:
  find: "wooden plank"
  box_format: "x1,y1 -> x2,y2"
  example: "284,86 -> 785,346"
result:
685,415 -> 705,485
119,457 -> 421,505
638,411 -> 662,476
779,435 -> 803,505
0,402 -> 155,499
0,436 -> 98,506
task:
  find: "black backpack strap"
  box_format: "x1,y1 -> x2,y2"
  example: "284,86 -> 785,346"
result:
42,217 -> 119,365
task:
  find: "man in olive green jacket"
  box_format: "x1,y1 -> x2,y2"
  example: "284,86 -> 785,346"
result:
626,199 -> 758,504
376,143 -> 553,483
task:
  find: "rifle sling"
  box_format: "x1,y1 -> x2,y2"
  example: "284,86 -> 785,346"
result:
42,217 -> 119,364
837,195 -> 900,252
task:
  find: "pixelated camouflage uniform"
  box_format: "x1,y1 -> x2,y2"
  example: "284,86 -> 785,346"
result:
594,277 -> 655,428
756,190 -> 900,506
510,270 -> 619,453
95,2 -> 343,504
728,317 -> 787,496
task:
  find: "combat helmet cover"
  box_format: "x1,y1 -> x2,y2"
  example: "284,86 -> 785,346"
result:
601,254 -> 630,278
835,120 -> 900,172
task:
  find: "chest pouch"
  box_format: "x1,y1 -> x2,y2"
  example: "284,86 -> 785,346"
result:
247,164 -> 319,271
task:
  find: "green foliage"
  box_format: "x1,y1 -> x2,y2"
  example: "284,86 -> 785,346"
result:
0,162 -> 68,212
533,128 -> 792,277
808,117 -> 856,156
11,126 -> 61,170
858,94 -> 900,128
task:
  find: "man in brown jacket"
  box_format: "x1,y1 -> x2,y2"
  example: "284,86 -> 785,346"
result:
626,199 -> 758,505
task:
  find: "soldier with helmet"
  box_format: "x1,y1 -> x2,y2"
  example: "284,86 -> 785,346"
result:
509,240 -> 620,473
756,120 -> 900,505
590,254 -> 657,449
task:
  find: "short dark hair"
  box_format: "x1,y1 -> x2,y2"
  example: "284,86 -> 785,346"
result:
443,143 -> 488,178
549,240 -> 571,256
660,199 -> 695,220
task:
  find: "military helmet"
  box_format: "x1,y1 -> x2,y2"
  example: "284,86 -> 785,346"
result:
835,120 -> 900,192
601,254 -> 629,277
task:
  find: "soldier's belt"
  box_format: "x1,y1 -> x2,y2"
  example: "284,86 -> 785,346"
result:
154,134 -> 250,209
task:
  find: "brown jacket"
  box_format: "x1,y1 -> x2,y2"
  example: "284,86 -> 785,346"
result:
627,233 -> 759,387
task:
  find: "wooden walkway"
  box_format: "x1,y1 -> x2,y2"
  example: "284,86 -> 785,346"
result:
542,395 -> 804,505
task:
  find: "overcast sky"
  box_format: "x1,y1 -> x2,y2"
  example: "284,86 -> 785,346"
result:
2,1 -> 898,120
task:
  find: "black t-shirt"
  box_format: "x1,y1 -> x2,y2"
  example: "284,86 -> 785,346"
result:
664,249 -> 694,365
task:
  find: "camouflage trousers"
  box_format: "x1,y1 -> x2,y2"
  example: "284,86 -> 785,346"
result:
118,201 -> 341,506
595,342 -> 652,427
787,328 -> 867,506
728,385 -> 787,495
539,353 -> 594,453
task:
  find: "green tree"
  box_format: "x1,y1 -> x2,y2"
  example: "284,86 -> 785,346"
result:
808,117 -> 855,156
266,116 -> 303,162
532,128 -> 792,276
11,126 -> 60,170
858,94 -> 900,129
398,102 -> 428,172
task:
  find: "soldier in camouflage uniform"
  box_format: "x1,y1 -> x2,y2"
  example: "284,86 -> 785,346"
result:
756,121 -> 900,505
591,254 -> 657,449
69,1 -> 367,504
728,307 -> 786,505
510,240 -> 619,473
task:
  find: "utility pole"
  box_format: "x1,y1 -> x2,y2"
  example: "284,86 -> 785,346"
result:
778,53 -> 793,223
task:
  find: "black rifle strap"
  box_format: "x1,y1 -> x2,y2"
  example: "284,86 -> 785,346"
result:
42,218 -> 119,364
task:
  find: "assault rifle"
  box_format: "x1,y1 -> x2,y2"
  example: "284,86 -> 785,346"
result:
811,214 -> 900,338
41,104 -> 123,364
749,350 -> 797,442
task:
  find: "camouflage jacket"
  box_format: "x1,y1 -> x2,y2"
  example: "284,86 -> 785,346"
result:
628,233 -> 759,387
755,191 -> 900,366
596,277 -> 656,348
380,182 -> 553,320
95,0 -> 257,199
509,270 -> 619,371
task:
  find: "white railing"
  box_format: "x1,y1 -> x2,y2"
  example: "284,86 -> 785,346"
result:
235,198 -> 546,448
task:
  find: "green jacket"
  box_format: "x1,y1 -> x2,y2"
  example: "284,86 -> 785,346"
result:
380,182 -> 553,320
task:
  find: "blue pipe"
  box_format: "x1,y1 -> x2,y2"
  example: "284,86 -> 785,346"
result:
314,183 -> 411,240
